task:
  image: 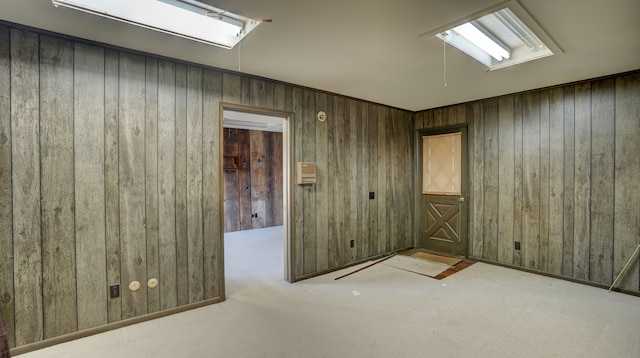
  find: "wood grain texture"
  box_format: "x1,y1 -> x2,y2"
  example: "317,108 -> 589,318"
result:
376,106 -> 388,254
359,103 -> 370,260
497,96 -> 514,264
314,93 -> 329,271
538,90 -> 550,272
174,63 -> 189,306
589,79 -> 615,285
573,83 -> 591,280
157,59 -> 177,310
11,29 -> 43,346
512,95 -> 523,267
202,68 -> 221,300
562,86 -> 575,276
104,49 -> 121,323
186,66 -> 204,303
238,130 -> 252,231
548,88 -> 565,275
470,102 -> 484,258
613,74 -> 640,291
39,36 -> 77,338
74,42 -> 108,330
301,89 -> 317,274
119,52 -> 148,319
349,100 -> 359,262
367,104 -> 378,258
522,92 -> 540,269
292,87 -> 305,276
250,131 -> 267,229
483,99 -> 499,261
0,24 -> 14,348
144,58 -> 160,313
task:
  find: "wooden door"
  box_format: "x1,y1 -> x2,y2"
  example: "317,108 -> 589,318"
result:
418,131 -> 467,256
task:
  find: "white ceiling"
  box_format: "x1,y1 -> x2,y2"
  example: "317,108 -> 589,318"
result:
1,0 -> 639,111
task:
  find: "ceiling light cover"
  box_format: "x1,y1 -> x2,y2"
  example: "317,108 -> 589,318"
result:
434,3 -> 557,70
52,0 -> 261,49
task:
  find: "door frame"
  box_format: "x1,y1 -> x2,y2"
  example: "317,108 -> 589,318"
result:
415,124 -> 469,257
219,102 -> 295,301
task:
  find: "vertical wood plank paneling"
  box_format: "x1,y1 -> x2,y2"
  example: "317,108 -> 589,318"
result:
222,73 -> 241,103
562,86 -> 575,276
315,92 -> 329,271
613,74 -> 640,291
348,100 -> 359,261
74,43 -> 107,330
104,49 -> 121,323
335,96 -> 348,264
512,95 -> 524,266
263,133 -> 274,228
145,58 -> 160,313
272,132 -> 284,226
250,131 -> 266,229
548,88 -> 565,275
119,52 -> 148,318
174,64 -> 188,306
359,103 -> 370,260
522,92 -> 540,269
292,87 -> 305,277
39,36 -> 76,338
186,66 -> 204,303
238,130 -> 252,230
11,28 -> 43,346
157,60 -> 177,310
0,24 -> 14,348
415,112 -> 424,130
250,78 -> 266,107
202,69 -> 222,300
302,89 -> 317,274
367,104 -> 378,257
377,106 -> 388,253
538,90 -> 550,272
573,83 -> 591,280
589,79 -> 615,285
483,99 -> 499,261
471,103 -> 484,257
497,96 -> 514,264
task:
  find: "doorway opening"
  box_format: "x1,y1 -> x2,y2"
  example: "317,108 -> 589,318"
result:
220,104 -> 293,298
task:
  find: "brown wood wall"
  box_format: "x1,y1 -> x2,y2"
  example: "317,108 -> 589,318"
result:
0,24 -> 415,349
415,72 -> 640,293
223,129 -> 283,232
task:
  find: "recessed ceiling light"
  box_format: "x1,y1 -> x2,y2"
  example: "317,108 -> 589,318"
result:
52,0 -> 261,49
422,1 -> 562,70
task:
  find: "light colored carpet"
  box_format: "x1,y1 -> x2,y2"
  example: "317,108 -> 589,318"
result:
18,226 -> 640,357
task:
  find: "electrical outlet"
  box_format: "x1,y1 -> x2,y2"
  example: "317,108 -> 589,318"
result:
514,241 -> 521,250
109,284 -> 120,298
350,240 -> 355,248
369,192 -> 375,200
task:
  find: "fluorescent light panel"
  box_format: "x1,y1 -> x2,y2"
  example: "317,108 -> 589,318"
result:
435,4 -> 556,70
52,0 -> 260,49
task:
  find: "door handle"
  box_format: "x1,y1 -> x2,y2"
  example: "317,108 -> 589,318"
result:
458,197 -> 465,202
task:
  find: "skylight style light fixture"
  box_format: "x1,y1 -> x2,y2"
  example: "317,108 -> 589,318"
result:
52,0 -> 261,49
423,1 -> 561,71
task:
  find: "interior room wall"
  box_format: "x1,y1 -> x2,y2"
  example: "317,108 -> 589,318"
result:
0,23 -> 415,350
415,71 -> 640,295
223,129 -> 284,232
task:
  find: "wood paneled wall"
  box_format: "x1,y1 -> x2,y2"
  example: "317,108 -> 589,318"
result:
0,24 -> 415,349
223,129 -> 283,232
415,72 -> 640,294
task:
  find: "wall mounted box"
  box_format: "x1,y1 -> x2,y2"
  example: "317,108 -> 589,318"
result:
297,162 -> 316,184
